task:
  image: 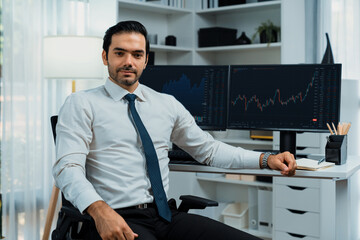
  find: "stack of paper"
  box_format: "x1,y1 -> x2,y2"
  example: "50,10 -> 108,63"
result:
296,158 -> 335,171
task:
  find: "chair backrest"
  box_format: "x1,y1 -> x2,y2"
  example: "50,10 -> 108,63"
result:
50,115 -> 77,209
50,115 -> 58,143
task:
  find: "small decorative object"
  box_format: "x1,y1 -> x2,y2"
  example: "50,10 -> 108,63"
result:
235,32 -> 251,45
198,27 -> 237,47
321,33 -> 334,64
165,35 -> 176,46
148,51 -> 155,66
252,20 -> 280,44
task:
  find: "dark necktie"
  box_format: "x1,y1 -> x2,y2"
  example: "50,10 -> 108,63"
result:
124,93 -> 172,222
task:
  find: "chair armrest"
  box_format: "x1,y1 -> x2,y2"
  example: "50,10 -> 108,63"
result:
52,205 -> 93,240
178,195 -> 218,213
61,205 -> 93,222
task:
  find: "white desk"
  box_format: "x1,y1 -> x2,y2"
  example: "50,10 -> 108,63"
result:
169,156 -> 360,240
170,156 -> 360,180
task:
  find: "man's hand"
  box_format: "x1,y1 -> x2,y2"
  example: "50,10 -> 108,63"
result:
261,151 -> 297,176
87,200 -> 138,240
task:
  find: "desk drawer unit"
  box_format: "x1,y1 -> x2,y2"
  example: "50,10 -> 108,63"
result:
274,208 -> 320,237
274,177 -> 321,212
275,231 -> 319,240
273,177 -> 321,238
274,184 -> 320,212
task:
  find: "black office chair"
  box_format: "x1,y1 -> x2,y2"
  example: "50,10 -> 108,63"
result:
50,115 -> 218,240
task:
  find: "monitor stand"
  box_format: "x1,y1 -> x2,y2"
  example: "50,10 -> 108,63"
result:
280,131 -> 297,156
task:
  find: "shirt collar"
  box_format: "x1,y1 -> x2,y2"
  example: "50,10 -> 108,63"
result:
104,78 -> 146,102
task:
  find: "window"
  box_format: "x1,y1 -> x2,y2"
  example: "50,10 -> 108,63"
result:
0,0 -> 3,235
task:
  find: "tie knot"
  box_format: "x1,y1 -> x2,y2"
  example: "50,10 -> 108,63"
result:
125,93 -> 137,103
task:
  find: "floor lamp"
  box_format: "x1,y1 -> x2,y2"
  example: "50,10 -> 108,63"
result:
42,36 -> 104,240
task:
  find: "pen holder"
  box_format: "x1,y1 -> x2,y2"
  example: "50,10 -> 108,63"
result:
325,135 -> 347,165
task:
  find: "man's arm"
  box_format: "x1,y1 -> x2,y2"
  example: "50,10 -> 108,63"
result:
169,95 -> 297,175
259,151 -> 297,176
53,93 -> 105,212
169,98 -> 261,169
52,153 -> 104,212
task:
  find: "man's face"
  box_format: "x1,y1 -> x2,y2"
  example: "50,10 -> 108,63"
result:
102,32 -> 148,92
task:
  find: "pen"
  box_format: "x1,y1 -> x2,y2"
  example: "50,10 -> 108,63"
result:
326,123 -> 334,135
344,122 -> 351,135
332,122 -> 338,135
318,157 -> 326,165
338,122 -> 342,135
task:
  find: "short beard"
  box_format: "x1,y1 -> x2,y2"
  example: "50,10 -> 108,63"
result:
119,77 -> 138,86
109,65 -> 139,86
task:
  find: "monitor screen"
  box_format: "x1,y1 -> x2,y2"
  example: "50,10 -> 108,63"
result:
140,65 -> 229,130
228,64 -> 342,132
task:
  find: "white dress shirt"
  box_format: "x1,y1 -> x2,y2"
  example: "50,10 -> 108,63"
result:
53,78 -> 261,213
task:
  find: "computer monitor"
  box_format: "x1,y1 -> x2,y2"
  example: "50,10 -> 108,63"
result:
228,64 -> 342,155
140,65 -> 229,130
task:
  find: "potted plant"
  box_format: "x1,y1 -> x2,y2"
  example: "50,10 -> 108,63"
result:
252,20 -> 280,44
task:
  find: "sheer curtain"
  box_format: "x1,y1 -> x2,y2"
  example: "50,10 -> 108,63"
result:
1,0 -> 91,239
327,0 -> 360,238
319,0 -> 360,155
2,0 -> 48,239
330,0 -> 360,80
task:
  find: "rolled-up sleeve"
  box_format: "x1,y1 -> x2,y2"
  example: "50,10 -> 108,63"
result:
52,93 -> 103,213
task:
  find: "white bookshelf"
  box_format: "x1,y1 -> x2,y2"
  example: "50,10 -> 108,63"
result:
117,0 -> 282,66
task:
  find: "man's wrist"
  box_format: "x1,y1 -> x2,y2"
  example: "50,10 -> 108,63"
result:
86,200 -> 108,218
261,152 -> 273,169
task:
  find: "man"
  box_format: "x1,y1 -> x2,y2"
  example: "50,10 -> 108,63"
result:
53,20 -> 296,240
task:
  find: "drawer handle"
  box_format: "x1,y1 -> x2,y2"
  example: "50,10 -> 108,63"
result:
287,232 -> 306,238
259,221 -> 269,227
288,185 -> 306,191
287,209 -> 306,214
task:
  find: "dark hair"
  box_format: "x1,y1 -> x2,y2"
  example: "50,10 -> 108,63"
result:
103,20 -> 149,59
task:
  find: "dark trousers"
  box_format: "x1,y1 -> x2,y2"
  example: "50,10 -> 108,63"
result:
83,200 -> 261,240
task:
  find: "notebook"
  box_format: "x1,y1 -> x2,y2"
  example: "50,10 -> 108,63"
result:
296,158 -> 335,171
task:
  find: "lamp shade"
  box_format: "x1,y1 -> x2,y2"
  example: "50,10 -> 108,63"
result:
43,36 -> 104,79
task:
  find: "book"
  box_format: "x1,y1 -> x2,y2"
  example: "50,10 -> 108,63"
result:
296,158 -> 335,171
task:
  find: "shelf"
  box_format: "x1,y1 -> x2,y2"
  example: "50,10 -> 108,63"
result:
196,42 -> 281,53
197,176 -> 272,188
150,44 -> 193,52
196,0 -> 281,15
241,228 -> 272,239
118,0 -> 192,15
